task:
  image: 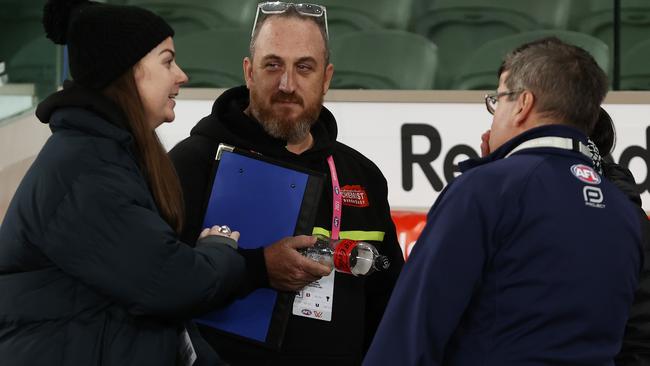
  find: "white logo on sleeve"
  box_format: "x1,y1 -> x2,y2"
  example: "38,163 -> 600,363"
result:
583,186 -> 606,208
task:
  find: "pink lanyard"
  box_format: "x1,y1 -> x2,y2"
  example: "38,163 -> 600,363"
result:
326,155 -> 342,240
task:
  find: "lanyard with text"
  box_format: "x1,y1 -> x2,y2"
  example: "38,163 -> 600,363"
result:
292,155 -> 340,323
326,155 -> 342,240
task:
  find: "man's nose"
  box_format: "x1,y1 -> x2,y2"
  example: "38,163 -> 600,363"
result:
278,69 -> 295,93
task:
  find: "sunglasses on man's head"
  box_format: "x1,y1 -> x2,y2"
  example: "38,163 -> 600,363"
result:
251,1 -> 329,39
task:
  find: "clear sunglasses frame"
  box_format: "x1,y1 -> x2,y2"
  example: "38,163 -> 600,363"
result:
251,1 -> 329,40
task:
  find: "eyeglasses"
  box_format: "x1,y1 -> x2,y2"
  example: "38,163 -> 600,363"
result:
251,2 -> 329,39
484,90 -> 523,115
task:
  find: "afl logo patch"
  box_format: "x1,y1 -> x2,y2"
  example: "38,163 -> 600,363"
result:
571,164 -> 601,184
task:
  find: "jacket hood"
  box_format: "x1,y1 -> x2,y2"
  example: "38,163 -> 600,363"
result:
190,86 -> 338,163
35,80 -> 133,146
602,156 -> 643,207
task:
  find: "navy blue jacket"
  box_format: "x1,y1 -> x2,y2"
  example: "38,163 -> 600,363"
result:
0,83 -> 246,366
364,125 -> 642,366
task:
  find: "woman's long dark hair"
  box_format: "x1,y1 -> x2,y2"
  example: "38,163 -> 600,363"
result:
103,68 -> 184,234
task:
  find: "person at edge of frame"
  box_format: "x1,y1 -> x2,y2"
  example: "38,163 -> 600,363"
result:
587,108 -> 650,366
0,0 -> 248,365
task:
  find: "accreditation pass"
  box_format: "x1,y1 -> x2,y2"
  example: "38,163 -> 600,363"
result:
292,270 -> 335,321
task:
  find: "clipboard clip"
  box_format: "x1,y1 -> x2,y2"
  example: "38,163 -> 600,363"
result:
216,144 -> 235,161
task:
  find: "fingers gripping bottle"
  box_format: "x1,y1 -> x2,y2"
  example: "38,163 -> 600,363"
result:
301,236 -> 390,276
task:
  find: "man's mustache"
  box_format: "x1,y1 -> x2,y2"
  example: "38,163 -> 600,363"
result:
271,92 -> 303,105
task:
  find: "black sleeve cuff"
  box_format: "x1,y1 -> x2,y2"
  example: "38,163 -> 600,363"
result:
196,235 -> 238,249
238,247 -> 270,292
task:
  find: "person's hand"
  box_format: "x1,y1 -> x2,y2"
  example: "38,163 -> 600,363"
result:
264,236 -> 332,291
480,129 -> 491,157
199,225 -> 240,242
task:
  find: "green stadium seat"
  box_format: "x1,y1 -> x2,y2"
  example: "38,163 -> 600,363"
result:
330,30 -> 438,90
174,29 -> 249,88
0,0 -> 45,62
621,39 -> 650,90
322,7 -> 383,39
126,0 -> 230,35
7,36 -> 61,100
213,0 -> 259,29
411,0 -> 573,89
573,0 -> 650,57
318,0 -> 414,37
453,30 -> 609,91
410,0 -> 434,19
126,0 -> 259,36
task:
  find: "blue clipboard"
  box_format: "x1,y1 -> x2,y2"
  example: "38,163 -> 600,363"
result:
195,144 -> 324,349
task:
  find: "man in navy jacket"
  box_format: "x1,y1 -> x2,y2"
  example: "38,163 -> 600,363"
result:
364,37 -> 642,366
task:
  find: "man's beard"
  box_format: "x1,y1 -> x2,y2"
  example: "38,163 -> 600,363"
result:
249,89 -> 323,144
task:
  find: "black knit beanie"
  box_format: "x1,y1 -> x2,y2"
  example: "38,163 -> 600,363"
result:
42,0 -> 174,90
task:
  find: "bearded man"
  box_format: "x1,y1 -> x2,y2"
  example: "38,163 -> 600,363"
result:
169,3 -> 403,365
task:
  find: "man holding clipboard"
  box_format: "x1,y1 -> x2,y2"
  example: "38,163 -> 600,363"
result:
170,2 -> 404,365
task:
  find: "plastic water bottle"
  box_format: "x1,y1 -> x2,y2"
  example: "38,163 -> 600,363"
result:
301,236 -> 390,276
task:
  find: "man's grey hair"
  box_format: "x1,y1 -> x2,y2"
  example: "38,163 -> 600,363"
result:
498,37 -> 608,135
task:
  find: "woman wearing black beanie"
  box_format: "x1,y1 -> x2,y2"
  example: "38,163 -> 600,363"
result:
0,1 -> 244,365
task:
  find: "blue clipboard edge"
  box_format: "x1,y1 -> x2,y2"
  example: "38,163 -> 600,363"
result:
216,143 -> 327,179
215,145 -> 326,243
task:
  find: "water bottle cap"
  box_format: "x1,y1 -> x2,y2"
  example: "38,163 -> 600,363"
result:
375,255 -> 390,271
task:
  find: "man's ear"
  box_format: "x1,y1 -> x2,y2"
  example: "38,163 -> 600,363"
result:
322,63 -> 334,95
243,57 -> 253,88
513,90 -> 535,127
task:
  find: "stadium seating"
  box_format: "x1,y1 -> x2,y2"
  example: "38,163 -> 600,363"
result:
320,5 -> 383,39
126,0 -> 259,35
7,37 -> 60,100
174,29 -> 250,88
573,0 -> 650,56
3,0 -> 644,92
213,0 -> 259,29
329,30 -> 438,90
318,0 -> 414,37
0,0 -> 45,63
411,0 -> 573,89
453,30 -> 610,90
621,39 -> 650,90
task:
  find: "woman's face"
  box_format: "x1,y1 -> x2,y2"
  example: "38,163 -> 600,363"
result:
134,37 -> 188,129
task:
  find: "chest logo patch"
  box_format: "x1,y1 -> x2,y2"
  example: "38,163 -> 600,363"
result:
341,185 -> 370,207
570,164 -> 601,184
